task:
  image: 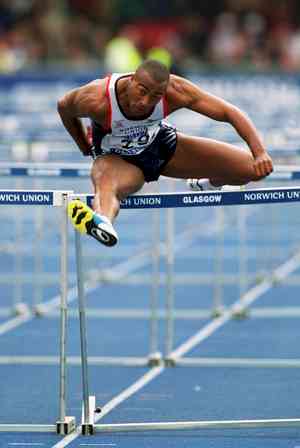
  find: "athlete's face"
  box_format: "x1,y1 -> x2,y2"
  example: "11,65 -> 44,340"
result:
128,70 -> 168,115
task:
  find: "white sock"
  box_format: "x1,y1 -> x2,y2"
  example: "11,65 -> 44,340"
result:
199,179 -> 221,190
187,178 -> 222,191
94,213 -> 112,225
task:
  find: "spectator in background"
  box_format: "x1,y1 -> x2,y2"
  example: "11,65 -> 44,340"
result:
208,12 -> 247,66
180,14 -> 210,66
282,27 -> 300,71
104,26 -> 142,72
147,47 -> 172,69
241,12 -> 269,69
0,0 -> 34,72
66,0 -> 115,27
0,0 -> 300,73
110,20 -> 184,74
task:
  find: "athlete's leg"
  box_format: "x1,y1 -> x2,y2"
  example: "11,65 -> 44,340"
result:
91,154 -> 145,221
161,133 -> 265,186
68,155 -> 145,247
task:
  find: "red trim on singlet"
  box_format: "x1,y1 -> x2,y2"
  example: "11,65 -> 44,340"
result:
104,75 -> 112,132
162,96 -> 169,118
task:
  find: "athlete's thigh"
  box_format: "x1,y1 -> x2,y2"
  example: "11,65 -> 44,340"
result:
161,132 -> 255,179
91,154 -> 145,198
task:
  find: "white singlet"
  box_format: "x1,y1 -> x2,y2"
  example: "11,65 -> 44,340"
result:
99,73 -> 169,156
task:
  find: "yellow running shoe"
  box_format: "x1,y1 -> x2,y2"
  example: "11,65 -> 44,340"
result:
67,200 -> 118,247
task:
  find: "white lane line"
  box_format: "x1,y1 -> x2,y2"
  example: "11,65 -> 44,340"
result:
0,249 -> 150,336
42,218 -> 217,314
51,366 -> 164,448
0,311 -> 32,336
51,252 -> 300,446
8,444 -> 44,446
79,444 -> 116,447
169,251 -> 300,361
0,215 -> 227,337
169,312 -> 231,361
95,367 -> 164,422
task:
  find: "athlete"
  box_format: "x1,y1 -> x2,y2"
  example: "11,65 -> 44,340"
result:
57,59 -> 273,247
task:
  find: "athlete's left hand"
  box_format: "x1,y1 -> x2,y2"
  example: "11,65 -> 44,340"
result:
253,152 -> 273,178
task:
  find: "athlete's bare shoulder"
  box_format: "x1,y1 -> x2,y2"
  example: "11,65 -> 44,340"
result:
165,74 -> 202,113
58,77 -> 109,125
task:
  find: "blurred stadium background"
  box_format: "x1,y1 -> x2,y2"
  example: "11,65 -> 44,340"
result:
0,0 -> 300,73
1,0 -> 300,445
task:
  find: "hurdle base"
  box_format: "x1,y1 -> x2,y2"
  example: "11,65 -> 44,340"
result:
148,351 -> 163,367
56,416 -> 76,435
164,356 -> 177,367
82,423 -> 94,435
13,302 -> 30,316
34,304 -> 47,317
232,308 -> 250,319
81,395 -> 98,436
211,306 -> 225,318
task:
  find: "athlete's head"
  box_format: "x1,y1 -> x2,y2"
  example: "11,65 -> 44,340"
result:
127,60 -> 170,114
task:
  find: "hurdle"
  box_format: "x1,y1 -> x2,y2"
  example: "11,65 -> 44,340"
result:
1,185 -> 300,435
0,166 -> 195,370
1,162 -> 300,322
2,161 -> 300,321
0,189 -> 76,435
72,186 -> 300,434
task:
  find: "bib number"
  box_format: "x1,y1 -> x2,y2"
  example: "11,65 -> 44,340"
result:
121,132 -> 150,149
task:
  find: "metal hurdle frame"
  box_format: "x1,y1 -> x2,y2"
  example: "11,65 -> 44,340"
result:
1,162 -> 300,322
2,171 -> 300,435
1,184 -> 300,435
72,186 -> 300,435
0,189 -> 76,435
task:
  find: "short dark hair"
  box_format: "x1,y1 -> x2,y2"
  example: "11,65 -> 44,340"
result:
135,59 -> 170,83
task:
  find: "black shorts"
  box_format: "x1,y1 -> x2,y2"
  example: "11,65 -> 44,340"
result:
92,122 -> 177,182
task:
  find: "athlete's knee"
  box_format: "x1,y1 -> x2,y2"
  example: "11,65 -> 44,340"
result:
237,172 -> 264,185
91,156 -> 111,176
91,157 -> 144,200
251,172 -> 266,182
91,157 -> 116,186
240,160 -> 266,183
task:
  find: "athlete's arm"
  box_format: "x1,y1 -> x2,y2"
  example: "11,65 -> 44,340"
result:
166,75 -> 273,177
57,80 -> 107,156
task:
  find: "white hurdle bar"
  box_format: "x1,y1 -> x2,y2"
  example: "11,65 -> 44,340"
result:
0,190 -> 76,435
87,186 -> 300,209
93,418 -> 300,432
73,186 -> 300,434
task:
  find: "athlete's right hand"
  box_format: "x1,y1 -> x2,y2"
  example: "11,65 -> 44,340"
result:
253,152 -> 273,178
80,146 -> 93,156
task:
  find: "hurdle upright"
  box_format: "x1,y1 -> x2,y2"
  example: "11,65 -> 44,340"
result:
0,189 -> 76,435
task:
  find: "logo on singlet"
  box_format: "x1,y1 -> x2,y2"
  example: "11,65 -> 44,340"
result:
121,128 -> 150,150
115,120 -> 125,129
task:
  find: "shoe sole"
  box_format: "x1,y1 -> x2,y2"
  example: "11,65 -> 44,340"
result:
87,222 -> 118,247
67,200 -> 93,233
